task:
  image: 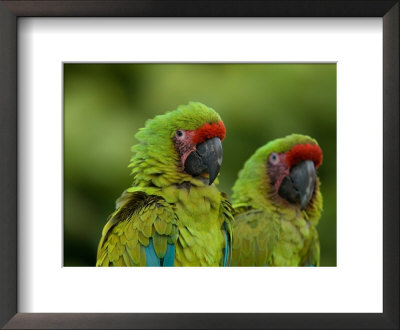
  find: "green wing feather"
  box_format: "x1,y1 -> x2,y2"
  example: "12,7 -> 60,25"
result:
220,193 -> 235,266
96,191 -> 178,267
232,209 -> 280,266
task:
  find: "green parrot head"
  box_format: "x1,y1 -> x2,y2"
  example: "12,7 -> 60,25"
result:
129,102 -> 226,188
232,134 -> 323,219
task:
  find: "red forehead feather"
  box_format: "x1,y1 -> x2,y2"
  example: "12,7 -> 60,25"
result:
286,143 -> 323,168
192,121 -> 226,144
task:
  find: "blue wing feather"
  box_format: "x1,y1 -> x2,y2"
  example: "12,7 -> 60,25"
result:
162,244 -> 175,267
144,239 -> 175,267
222,222 -> 232,267
144,239 -> 160,267
223,230 -> 229,267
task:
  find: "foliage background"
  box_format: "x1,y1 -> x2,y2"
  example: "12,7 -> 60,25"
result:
64,63 -> 336,266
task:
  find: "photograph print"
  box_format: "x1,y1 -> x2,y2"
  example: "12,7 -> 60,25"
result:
64,63 -> 336,267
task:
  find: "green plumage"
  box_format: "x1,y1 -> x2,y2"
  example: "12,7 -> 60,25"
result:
96,102 -> 234,267
231,134 -> 323,266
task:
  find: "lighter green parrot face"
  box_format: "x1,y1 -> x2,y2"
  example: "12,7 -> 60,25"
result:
232,134 -> 323,218
129,102 -> 226,188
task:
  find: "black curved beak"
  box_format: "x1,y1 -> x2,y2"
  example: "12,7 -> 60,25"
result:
184,137 -> 223,185
278,160 -> 316,210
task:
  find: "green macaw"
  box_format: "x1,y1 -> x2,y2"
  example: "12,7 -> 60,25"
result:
231,134 -> 323,266
96,102 -> 234,267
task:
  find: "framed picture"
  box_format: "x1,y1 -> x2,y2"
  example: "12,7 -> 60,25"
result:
62,62 -> 337,269
0,1 -> 398,329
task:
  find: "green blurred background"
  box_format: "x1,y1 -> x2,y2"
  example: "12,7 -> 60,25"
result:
64,63 -> 336,266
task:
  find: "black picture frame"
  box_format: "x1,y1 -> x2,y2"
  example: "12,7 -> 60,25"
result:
0,1 -> 398,329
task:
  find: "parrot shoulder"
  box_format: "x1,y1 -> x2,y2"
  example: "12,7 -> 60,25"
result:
96,190 -> 179,266
232,209 -> 281,266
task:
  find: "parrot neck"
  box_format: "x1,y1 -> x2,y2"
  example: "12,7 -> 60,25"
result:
129,140 -> 203,188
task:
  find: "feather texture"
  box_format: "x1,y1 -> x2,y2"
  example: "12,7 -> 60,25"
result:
96,191 -> 178,266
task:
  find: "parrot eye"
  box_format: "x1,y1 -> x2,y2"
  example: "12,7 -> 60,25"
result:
269,152 -> 279,165
176,130 -> 184,139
